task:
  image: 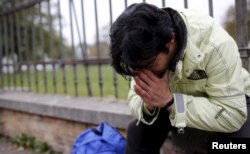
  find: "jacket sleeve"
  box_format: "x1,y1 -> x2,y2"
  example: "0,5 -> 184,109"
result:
170,39 -> 247,133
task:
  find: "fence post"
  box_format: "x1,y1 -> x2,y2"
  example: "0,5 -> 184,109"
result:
235,0 -> 249,70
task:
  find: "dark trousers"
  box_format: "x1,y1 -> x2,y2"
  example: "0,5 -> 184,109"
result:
125,98 -> 250,154
125,109 -> 173,154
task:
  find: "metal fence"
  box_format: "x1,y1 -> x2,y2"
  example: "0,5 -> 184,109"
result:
0,0 -> 249,99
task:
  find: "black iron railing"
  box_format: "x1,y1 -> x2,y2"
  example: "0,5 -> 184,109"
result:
0,0 -> 248,99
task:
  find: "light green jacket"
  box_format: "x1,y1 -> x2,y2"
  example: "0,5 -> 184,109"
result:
128,9 -> 250,133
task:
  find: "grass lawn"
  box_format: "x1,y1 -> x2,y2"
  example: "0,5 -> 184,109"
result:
1,65 -> 130,100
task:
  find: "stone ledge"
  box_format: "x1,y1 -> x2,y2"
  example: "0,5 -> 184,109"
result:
0,90 -> 133,129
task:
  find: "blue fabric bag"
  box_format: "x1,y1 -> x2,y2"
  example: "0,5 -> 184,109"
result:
71,121 -> 126,154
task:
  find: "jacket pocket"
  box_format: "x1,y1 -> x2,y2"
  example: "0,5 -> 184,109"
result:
177,79 -> 207,96
215,106 -> 241,132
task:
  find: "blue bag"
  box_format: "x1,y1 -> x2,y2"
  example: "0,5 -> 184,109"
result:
71,121 -> 126,154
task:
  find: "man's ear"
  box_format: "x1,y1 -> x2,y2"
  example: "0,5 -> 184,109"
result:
164,33 -> 176,51
170,32 -> 176,44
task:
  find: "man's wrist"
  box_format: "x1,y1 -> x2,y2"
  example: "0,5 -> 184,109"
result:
162,96 -> 174,110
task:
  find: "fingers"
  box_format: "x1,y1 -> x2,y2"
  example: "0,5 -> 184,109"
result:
134,76 -> 150,92
134,69 -> 159,86
134,84 -> 159,107
134,84 -> 150,103
134,71 -> 154,86
133,69 -> 164,93
138,69 -> 168,83
141,69 -> 159,82
133,69 -> 170,106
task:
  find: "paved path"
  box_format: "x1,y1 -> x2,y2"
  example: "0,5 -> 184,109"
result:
0,136 -> 31,154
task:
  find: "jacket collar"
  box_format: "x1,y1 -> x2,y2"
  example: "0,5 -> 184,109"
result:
170,39 -> 205,83
183,39 -> 205,76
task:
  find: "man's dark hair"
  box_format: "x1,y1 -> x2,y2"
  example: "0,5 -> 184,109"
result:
109,3 -> 175,78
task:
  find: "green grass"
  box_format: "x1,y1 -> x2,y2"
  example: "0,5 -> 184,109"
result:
1,65 -> 130,100
10,134 -> 62,154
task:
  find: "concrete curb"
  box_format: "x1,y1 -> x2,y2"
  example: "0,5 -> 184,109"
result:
0,90 -> 133,129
